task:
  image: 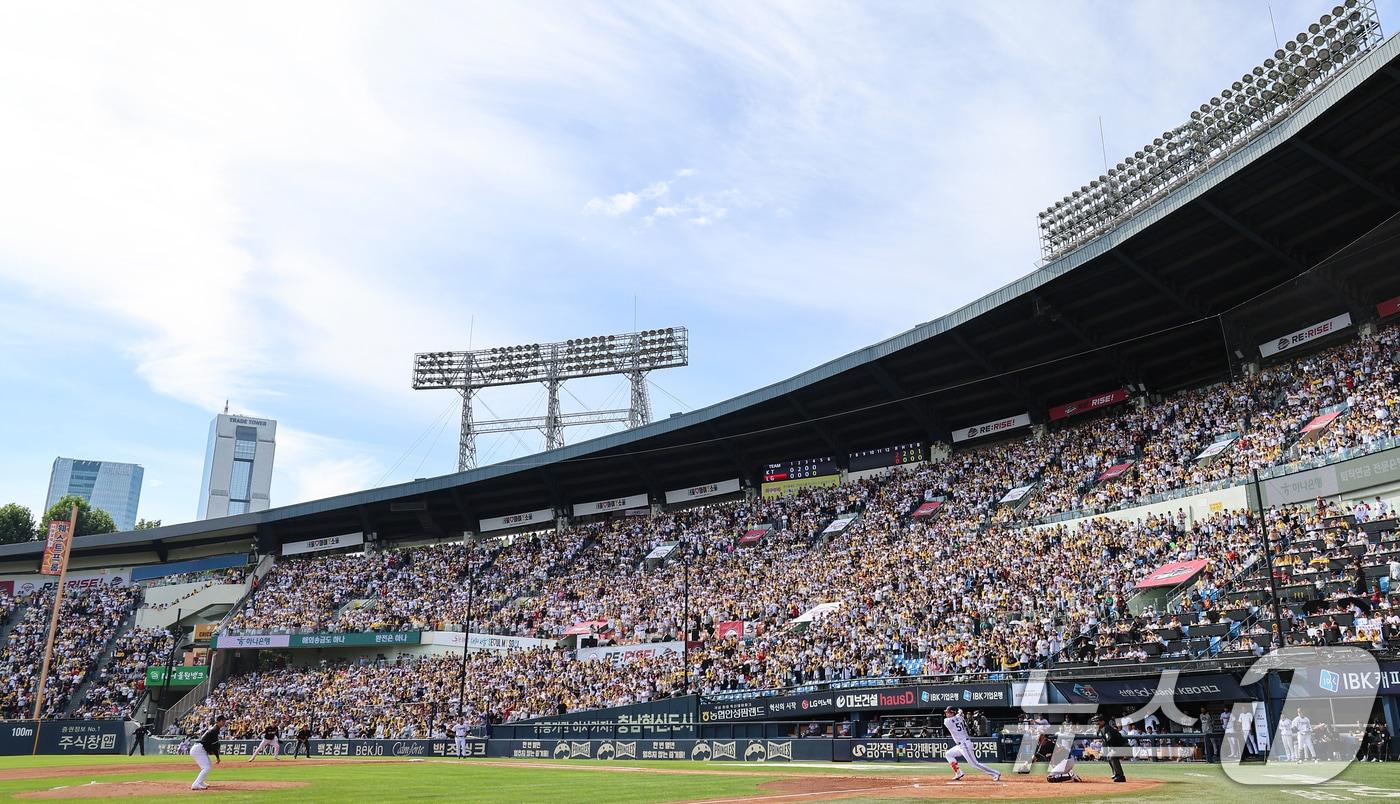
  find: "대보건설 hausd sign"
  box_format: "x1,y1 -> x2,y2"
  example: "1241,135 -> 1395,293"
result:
281,532 -> 364,556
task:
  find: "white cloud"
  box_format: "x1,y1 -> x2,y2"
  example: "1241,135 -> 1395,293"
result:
585,191 -> 642,216
272,427 -> 381,507
585,169 -> 702,219
4,0 -> 1385,519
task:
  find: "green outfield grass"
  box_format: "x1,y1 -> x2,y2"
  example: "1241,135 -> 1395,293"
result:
1,755 -> 1397,803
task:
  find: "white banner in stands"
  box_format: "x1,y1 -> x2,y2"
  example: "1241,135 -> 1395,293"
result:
1194,434 -> 1239,462
0,568 -> 131,597
645,542 -> 678,560
214,634 -> 291,649
952,413 -> 1031,443
421,631 -> 554,651
1259,312 -> 1352,357
573,493 -> 648,518
998,485 -> 1034,505
577,642 -> 683,662
281,532 -> 363,556
479,508 -> 555,533
664,478 -> 741,505
822,516 -> 858,534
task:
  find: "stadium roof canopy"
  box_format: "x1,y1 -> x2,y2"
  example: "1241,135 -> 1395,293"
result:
6,33 -> 1400,570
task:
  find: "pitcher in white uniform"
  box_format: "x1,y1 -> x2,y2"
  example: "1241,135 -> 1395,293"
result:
943,707 -> 1001,782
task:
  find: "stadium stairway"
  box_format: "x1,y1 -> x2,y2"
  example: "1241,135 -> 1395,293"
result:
0,600 -> 28,650
63,605 -> 139,718
135,581 -> 250,630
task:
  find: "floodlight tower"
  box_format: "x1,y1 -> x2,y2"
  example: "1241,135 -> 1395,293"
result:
1036,0 -> 1384,262
412,327 -> 689,472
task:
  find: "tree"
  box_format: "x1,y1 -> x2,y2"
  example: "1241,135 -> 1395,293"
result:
39,495 -> 118,538
0,503 -> 35,545
134,518 -> 162,530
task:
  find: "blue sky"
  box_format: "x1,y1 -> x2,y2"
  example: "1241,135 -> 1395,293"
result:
1,1 -> 1393,526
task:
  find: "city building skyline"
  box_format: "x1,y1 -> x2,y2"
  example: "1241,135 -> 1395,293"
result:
198,412 -> 277,520
45,457 -> 144,532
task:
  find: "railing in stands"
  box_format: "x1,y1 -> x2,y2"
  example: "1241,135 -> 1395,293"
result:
160,553 -> 274,731
1027,437 -> 1400,526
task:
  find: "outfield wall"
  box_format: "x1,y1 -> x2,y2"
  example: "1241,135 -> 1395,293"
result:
137,736 -> 1004,763
0,720 -> 125,756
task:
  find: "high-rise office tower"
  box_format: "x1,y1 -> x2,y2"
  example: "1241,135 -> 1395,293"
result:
197,413 -> 276,519
45,458 -> 144,532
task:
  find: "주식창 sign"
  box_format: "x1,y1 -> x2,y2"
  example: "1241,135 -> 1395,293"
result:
1259,312 -> 1352,357
146,665 -> 209,686
421,631 -> 555,652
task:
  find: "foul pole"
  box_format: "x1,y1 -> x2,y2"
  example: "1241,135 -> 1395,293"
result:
31,504 -> 79,753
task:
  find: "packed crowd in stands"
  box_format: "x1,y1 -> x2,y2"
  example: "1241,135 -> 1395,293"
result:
167,326 -> 1400,728
184,646 -> 683,739
0,584 -> 140,719
72,626 -> 174,720
178,494 -> 1398,732
6,325 -> 1400,726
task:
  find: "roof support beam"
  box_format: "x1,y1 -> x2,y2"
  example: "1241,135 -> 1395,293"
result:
357,505 -> 377,541
947,330 -> 1045,421
1199,199 -> 1369,321
785,395 -> 844,458
863,362 -> 947,442
627,454 -> 665,503
448,487 -> 476,534
1293,140 -> 1400,210
539,469 -> 567,516
1113,250 -> 1208,320
702,420 -> 752,480
1030,292 -> 1140,390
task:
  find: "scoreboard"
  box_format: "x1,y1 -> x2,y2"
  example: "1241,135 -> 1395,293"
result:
847,442 -> 925,472
762,456 -> 839,482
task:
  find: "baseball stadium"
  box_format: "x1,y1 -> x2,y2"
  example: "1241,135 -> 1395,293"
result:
5,2 -> 1400,802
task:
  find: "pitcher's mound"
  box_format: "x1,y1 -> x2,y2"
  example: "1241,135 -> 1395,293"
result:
18,780 -> 307,798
